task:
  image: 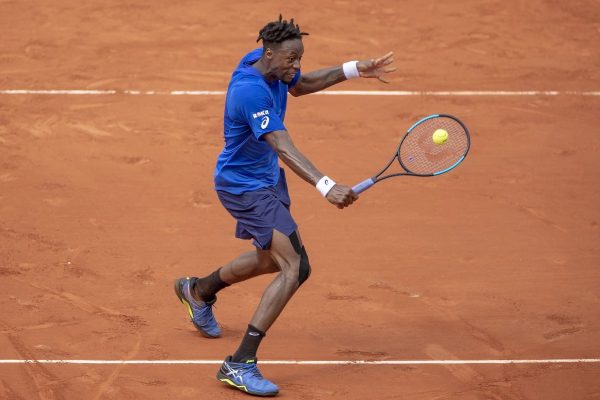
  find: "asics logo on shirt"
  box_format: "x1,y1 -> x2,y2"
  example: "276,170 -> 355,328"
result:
260,116 -> 270,129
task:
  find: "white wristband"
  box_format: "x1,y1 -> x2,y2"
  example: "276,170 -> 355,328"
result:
316,176 -> 336,197
342,61 -> 360,80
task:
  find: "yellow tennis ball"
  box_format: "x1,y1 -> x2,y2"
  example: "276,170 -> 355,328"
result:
432,129 -> 448,145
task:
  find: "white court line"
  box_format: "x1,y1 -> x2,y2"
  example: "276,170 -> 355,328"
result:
1,359 -> 599,365
317,90 -> 600,96
0,89 -> 119,95
0,89 -> 599,96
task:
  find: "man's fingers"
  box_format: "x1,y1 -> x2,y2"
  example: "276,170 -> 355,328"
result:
330,187 -> 359,208
375,59 -> 392,67
367,52 -> 395,69
377,51 -> 394,60
374,66 -> 396,83
377,51 -> 394,65
346,192 -> 358,206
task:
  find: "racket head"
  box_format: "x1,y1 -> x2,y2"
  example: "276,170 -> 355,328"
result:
397,114 -> 470,176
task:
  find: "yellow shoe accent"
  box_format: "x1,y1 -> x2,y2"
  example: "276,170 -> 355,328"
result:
182,299 -> 193,319
177,278 -> 194,319
219,378 -> 248,392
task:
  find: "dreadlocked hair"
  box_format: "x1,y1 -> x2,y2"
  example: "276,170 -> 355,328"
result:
256,14 -> 309,46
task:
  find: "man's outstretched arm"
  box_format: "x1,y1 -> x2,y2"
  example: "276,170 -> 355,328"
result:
288,51 -> 396,97
264,130 -> 358,209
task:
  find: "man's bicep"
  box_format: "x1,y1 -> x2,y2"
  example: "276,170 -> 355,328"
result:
288,75 -> 308,97
288,82 -> 301,97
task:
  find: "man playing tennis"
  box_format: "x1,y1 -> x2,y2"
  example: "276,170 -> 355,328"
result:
175,15 -> 395,397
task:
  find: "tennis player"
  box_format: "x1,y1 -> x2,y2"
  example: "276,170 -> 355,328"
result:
175,15 -> 395,397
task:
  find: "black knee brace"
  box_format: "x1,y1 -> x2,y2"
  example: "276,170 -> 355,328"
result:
289,231 -> 311,287
298,246 -> 311,286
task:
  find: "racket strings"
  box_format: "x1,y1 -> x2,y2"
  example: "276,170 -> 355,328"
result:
398,117 -> 469,175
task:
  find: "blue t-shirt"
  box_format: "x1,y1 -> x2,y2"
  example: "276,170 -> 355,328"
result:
214,48 -> 301,194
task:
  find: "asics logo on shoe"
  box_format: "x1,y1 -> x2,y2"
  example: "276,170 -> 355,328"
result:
217,357 -> 279,396
224,364 -> 243,383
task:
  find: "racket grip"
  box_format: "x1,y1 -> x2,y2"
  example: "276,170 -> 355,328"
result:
352,178 -> 375,195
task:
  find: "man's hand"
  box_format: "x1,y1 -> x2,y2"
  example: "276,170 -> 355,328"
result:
326,184 -> 359,209
357,52 -> 396,83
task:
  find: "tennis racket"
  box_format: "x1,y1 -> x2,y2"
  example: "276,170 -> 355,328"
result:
352,114 -> 470,194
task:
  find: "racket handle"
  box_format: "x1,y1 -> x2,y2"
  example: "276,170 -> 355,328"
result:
352,178 -> 375,194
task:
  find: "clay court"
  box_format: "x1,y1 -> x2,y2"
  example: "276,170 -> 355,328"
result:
1,0 -> 599,399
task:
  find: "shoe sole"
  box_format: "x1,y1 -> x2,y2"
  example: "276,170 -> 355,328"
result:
216,371 -> 279,397
173,278 -> 220,338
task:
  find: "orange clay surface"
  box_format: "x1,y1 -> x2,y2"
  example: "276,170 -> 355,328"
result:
1,1 -> 600,399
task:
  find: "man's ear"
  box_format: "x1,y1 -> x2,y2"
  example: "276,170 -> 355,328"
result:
265,48 -> 273,58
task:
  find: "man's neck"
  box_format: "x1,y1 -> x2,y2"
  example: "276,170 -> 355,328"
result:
252,58 -> 276,83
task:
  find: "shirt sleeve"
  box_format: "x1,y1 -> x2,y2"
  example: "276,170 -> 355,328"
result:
289,70 -> 302,88
236,84 -> 287,140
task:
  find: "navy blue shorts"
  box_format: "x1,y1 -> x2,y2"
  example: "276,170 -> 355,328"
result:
217,168 -> 297,250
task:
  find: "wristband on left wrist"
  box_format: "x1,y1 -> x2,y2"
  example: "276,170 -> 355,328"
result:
342,61 -> 360,80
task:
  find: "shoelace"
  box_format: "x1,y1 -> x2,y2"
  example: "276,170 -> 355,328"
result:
186,285 -> 218,326
194,301 -> 217,324
241,363 -> 264,380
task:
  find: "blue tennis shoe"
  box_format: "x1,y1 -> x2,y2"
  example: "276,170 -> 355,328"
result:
174,277 -> 221,338
217,356 -> 279,397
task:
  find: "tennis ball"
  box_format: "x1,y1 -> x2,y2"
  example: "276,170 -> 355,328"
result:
432,129 -> 448,145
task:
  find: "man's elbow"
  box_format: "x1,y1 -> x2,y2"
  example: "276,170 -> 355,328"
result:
274,142 -> 296,162
275,145 -> 294,160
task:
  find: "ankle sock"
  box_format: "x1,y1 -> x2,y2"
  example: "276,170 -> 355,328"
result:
192,268 -> 230,302
231,325 -> 265,363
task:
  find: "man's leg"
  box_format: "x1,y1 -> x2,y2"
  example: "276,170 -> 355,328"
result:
217,229 -> 310,396
248,229 -> 306,332
192,249 -> 279,302
229,229 -> 306,361
175,248 -> 278,338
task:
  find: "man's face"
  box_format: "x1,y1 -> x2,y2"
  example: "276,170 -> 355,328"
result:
265,38 -> 304,84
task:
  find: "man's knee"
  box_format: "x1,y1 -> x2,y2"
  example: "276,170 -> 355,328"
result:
257,250 -> 279,274
289,231 -> 311,287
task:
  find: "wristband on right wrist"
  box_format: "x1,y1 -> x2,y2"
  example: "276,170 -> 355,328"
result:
342,61 -> 360,80
316,176 -> 336,197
